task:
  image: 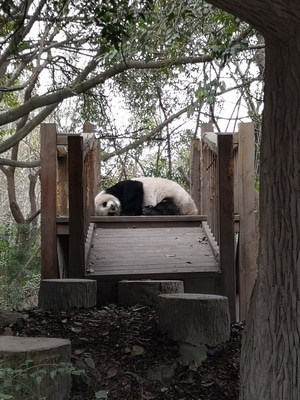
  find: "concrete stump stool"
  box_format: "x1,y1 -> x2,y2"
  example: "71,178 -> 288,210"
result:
38,279 -> 97,310
0,336 -> 71,400
158,293 -> 230,364
118,279 -> 184,307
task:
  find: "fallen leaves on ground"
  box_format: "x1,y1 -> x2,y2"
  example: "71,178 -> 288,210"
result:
3,304 -> 243,400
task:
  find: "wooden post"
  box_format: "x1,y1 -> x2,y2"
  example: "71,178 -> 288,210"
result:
40,123 -> 58,278
56,135 -> 69,216
68,135 -> 85,278
218,134 -> 236,321
82,122 -> 99,216
237,122 -> 257,320
201,123 -> 213,216
190,138 -> 201,213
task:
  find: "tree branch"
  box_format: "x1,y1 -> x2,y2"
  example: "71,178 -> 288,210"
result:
0,55 -> 212,129
0,102 -> 59,153
102,101 -> 197,161
0,158 -> 41,167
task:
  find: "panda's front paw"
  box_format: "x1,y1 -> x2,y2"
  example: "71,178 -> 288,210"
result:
142,206 -> 158,216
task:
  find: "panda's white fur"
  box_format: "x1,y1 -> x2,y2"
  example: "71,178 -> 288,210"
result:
94,177 -> 198,216
94,191 -> 121,216
133,177 -> 198,215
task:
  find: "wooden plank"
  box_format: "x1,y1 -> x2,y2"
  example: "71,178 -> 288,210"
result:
56,148 -> 68,217
68,135 -> 85,278
202,221 -> 219,261
91,261 -> 218,271
218,133 -> 236,321
237,123 -> 257,320
91,215 -> 206,229
201,123 -> 213,216
90,254 -> 216,265
40,123 -> 58,278
90,268 -> 220,279
57,237 -> 65,278
85,223 -> 95,265
190,138 -> 201,212
87,226 -> 219,284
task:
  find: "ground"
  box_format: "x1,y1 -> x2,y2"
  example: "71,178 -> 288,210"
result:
3,305 -> 242,400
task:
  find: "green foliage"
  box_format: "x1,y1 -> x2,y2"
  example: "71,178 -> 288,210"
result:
0,359 -> 84,400
0,223 -> 40,310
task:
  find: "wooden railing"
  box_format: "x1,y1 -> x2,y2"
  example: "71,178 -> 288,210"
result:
40,121 -> 256,321
197,122 -> 257,320
40,122 -> 100,279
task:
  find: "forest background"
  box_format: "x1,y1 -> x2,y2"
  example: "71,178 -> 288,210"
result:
0,0 -> 263,310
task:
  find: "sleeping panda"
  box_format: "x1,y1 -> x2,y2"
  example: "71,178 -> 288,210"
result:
94,177 -> 198,216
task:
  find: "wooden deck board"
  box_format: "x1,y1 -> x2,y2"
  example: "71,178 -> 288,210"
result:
87,226 -> 219,278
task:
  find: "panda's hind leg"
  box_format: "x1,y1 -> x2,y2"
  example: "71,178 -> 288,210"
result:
142,198 -> 179,215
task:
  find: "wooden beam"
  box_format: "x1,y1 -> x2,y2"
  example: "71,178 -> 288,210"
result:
68,135 -> 85,278
218,133 -> 236,321
237,122 -> 257,320
90,215 -> 206,229
201,123 -> 214,216
190,139 -> 201,212
40,123 -> 58,278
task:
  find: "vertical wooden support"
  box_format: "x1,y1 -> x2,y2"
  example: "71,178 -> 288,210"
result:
218,134 -> 236,321
40,124 -> 58,278
92,138 -> 101,208
82,122 -> 100,215
238,122 -> 257,320
190,138 -> 201,213
56,135 -> 69,216
68,135 -> 85,278
201,123 -> 213,216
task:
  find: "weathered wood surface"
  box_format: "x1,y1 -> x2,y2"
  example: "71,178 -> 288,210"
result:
217,134 -> 236,322
190,138 -> 201,212
88,226 -> 219,278
40,124 -> 58,279
236,122 -> 257,319
91,215 -> 206,228
68,135 -> 85,278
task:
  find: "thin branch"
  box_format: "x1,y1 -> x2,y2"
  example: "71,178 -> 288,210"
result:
0,158 -> 41,167
102,101 -> 198,161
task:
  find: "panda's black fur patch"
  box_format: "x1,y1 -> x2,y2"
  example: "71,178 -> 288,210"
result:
142,198 -> 179,215
104,180 -> 144,216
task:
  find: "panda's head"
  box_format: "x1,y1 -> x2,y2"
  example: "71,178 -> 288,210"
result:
94,191 -> 121,216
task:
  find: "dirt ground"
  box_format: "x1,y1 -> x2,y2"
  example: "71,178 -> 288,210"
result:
5,304 -> 243,400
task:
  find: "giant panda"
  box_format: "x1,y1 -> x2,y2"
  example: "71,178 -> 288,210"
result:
94,177 -> 198,216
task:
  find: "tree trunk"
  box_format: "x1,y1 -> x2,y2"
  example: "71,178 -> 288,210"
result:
239,34 -> 300,399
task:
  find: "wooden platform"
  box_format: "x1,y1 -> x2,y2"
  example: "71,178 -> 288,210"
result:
86,217 -> 221,304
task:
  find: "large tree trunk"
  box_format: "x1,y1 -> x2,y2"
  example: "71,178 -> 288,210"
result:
203,1 -> 300,398
239,34 -> 300,399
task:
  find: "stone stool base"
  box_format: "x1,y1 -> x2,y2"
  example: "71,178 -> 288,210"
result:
38,279 -> 97,310
158,293 -> 230,364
